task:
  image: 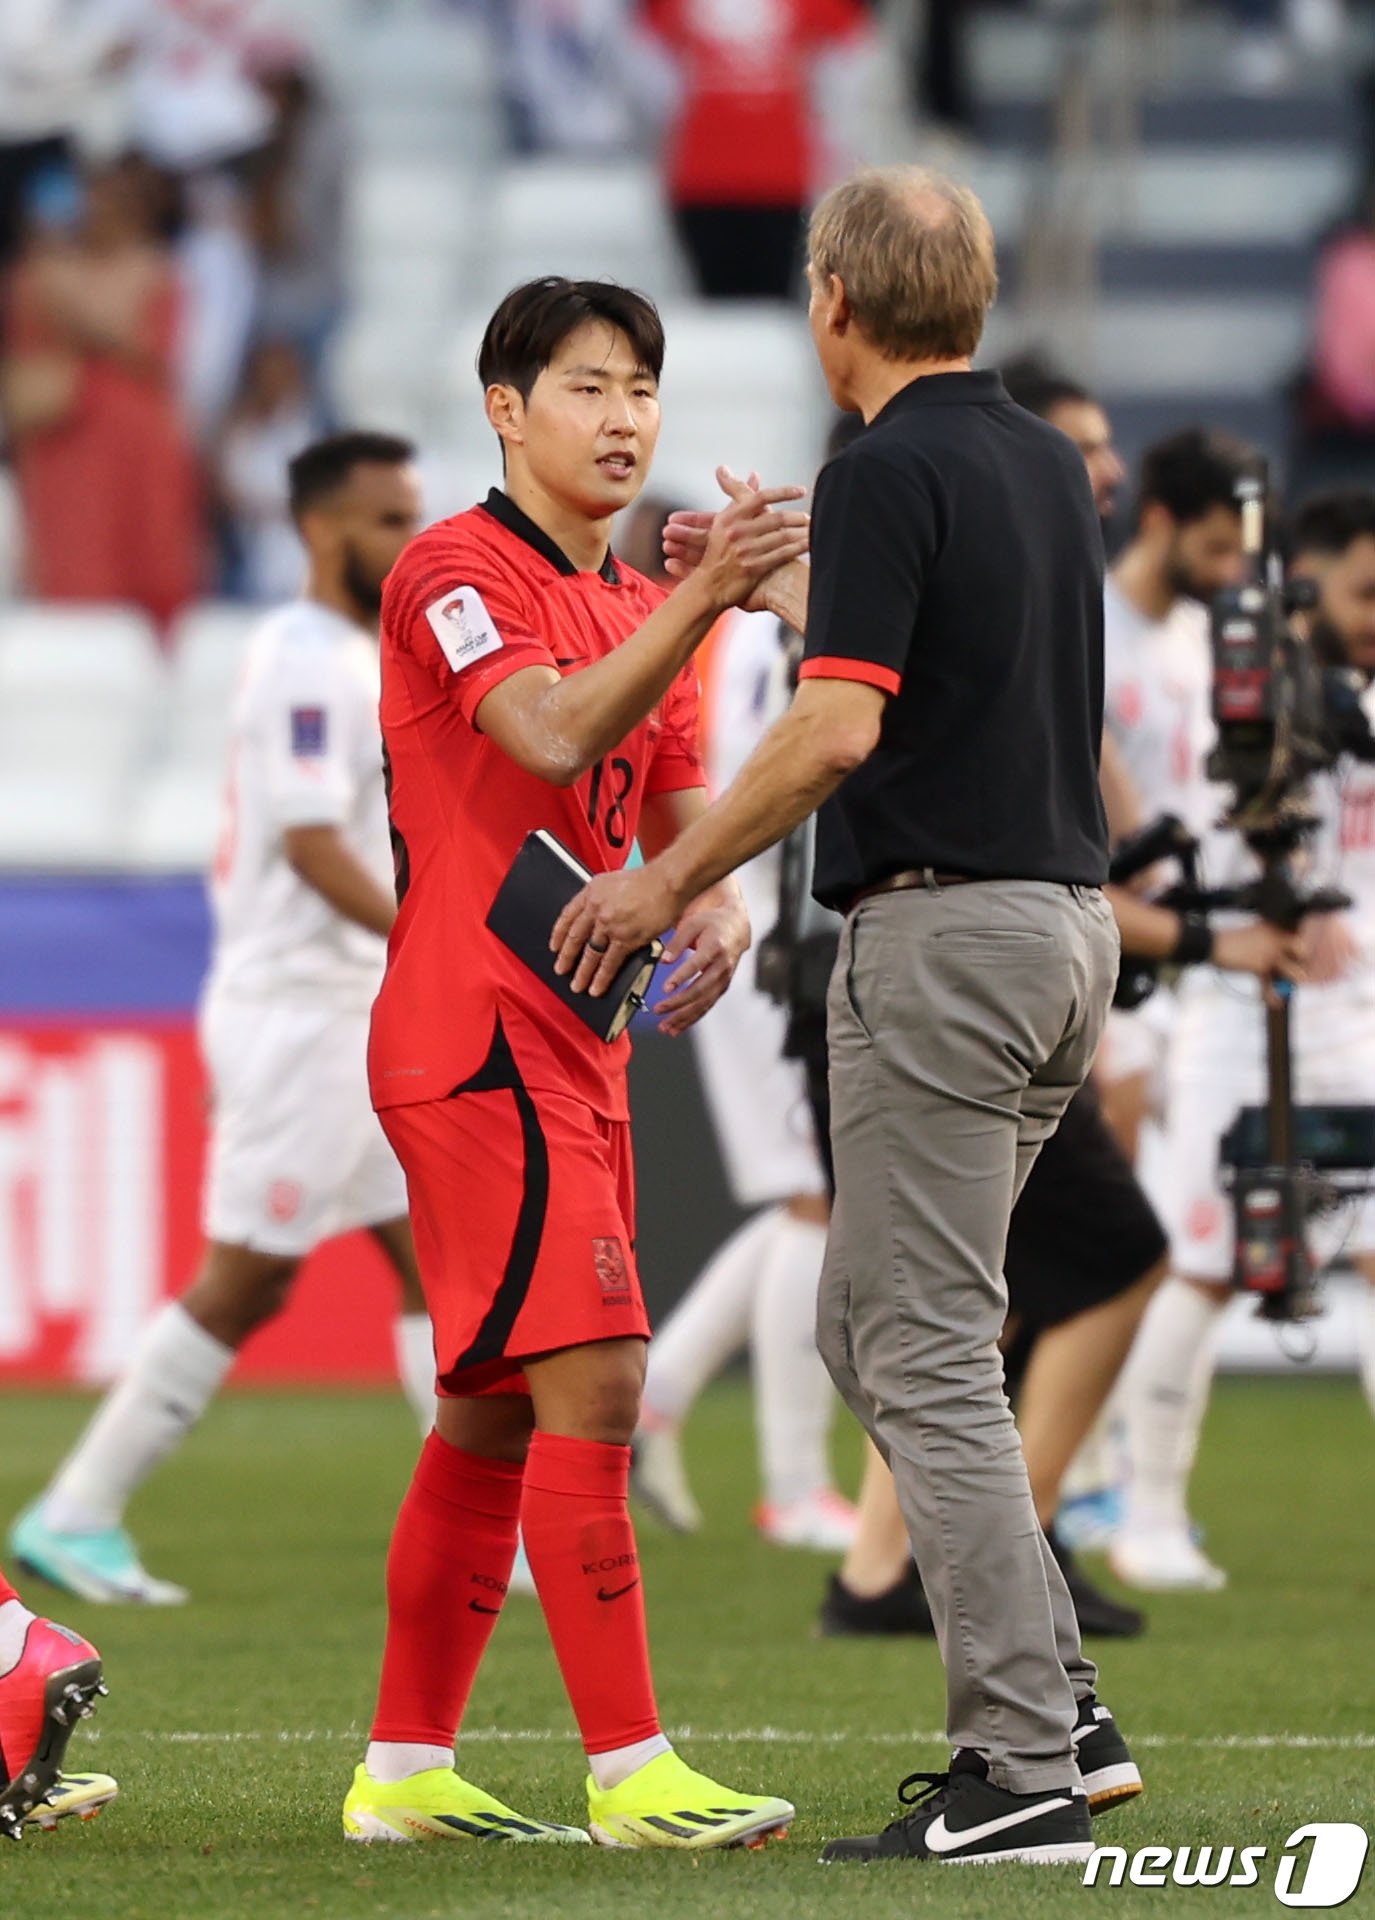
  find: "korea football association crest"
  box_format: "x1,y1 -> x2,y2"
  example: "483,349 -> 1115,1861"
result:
426,586 -> 505,673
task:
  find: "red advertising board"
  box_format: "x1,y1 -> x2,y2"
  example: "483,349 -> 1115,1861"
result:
0,1021 -> 399,1385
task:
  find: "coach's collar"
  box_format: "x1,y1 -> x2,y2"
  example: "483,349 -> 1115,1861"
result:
482,489 -> 621,584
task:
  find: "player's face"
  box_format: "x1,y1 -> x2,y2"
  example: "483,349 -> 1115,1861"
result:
1165,503 -> 1246,605
332,462 -> 424,615
1044,398 -> 1124,519
504,323 -> 661,519
1305,534 -> 1375,675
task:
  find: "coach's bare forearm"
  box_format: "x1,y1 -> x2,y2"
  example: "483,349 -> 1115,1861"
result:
759,559 -> 810,635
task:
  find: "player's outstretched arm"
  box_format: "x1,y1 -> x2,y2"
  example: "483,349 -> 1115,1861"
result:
474,473 -> 808,788
283,824 -> 397,938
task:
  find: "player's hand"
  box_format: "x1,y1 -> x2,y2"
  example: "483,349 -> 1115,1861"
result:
1297,910 -> 1361,986
652,898 -> 751,1036
1212,920 -> 1308,983
550,861 -> 684,1000
693,468 -> 809,612
667,473 -> 811,615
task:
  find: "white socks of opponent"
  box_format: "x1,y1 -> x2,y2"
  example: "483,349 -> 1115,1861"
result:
1117,1274 -> 1225,1539
642,1204 -> 833,1508
41,1299 -> 437,1537
42,1303 -> 234,1534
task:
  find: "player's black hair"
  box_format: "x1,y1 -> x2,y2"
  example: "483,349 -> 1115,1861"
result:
1000,352 -> 1096,420
1134,426 -> 1252,529
478,277 -> 665,399
1289,489 -> 1375,560
287,431 -> 416,523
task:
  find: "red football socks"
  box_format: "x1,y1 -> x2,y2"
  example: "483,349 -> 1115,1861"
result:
370,1434 -> 523,1746
0,1567 -> 16,1607
521,1431 -> 662,1755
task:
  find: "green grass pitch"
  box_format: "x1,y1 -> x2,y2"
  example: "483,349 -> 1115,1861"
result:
0,1376 -> 1370,1918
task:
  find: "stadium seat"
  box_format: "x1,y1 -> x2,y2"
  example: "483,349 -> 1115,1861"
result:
0,606 -> 165,868
649,303 -> 831,501
469,159 -> 688,309
122,603 -> 256,872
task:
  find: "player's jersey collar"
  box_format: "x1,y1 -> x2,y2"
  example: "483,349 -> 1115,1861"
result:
481,488 -> 621,585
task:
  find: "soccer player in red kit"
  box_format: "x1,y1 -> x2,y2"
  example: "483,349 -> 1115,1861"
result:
0,1563 -> 112,1835
342,277 -> 810,1850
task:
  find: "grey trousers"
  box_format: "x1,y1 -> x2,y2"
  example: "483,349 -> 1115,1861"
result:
816,878 -> 1120,1793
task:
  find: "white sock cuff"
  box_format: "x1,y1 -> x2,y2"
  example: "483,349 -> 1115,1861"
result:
364,1741 -> 454,1783
586,1732 -> 673,1792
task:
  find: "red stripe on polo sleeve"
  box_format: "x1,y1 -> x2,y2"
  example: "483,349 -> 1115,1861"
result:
798,656 -> 903,698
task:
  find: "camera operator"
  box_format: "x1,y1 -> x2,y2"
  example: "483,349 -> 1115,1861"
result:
1096,429 -> 1254,1160
1112,488 -> 1375,1595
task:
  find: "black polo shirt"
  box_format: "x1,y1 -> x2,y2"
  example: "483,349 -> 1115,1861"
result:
799,370 -> 1109,910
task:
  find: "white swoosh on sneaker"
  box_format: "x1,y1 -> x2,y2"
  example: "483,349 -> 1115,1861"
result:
925,1797 -> 1074,1854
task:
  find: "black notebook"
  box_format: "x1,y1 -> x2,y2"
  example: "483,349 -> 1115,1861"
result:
486,831 -> 662,1043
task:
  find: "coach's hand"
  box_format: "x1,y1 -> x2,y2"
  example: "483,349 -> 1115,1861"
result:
684,469 -> 809,613
1295,910 -> 1359,986
1212,920 -> 1308,983
551,862 -> 683,1000
652,897 -> 750,1036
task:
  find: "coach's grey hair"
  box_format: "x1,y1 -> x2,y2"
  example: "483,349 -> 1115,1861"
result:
808,167 -> 998,363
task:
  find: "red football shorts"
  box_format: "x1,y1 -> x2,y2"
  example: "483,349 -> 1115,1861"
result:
380,1083 -> 648,1397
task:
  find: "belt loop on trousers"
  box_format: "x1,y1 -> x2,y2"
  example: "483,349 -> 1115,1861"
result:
922,866 -> 940,892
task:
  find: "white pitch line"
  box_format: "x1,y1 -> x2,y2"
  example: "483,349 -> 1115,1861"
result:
75,1728 -> 1375,1751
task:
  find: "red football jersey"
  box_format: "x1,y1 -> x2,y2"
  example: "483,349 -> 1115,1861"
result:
640,0 -> 868,206
369,489 -> 704,1121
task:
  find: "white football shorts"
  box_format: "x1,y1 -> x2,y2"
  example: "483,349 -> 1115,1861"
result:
692,966 -> 827,1209
1161,972 -> 1375,1281
199,990 -> 407,1256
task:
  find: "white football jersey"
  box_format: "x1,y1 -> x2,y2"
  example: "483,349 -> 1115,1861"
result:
204,599 -> 392,1007
701,607 -> 791,932
1102,577 -> 1216,835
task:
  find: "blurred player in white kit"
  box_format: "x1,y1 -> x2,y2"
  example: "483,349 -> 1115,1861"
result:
617,494 -> 852,1548
10,432 -> 436,1606
633,597 -> 854,1548
1112,489 -> 1375,1592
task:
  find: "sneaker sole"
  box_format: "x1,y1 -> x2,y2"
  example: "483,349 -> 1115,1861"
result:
0,1658 -> 108,1841
591,1812 -> 793,1851
1082,1763 -> 1144,1816
820,1840 -> 1095,1866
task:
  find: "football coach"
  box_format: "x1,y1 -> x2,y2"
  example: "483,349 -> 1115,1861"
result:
552,166 -> 1140,1866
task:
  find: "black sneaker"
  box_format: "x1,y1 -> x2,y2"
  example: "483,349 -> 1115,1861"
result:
1072,1693 -> 1144,1815
1049,1528 -> 1146,1639
820,1750 -> 1092,1865
817,1564 -> 935,1637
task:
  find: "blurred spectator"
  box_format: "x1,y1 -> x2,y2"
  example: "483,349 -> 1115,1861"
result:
0,156 -> 202,630
1290,174 -> 1375,490
125,0 -> 273,176
484,0 -> 643,156
177,167 -> 259,441
0,0 -> 139,270
243,35 -> 348,404
636,0 -> 872,300
216,336 -> 319,603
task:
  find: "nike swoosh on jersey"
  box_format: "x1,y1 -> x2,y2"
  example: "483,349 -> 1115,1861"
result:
924,1796 -> 1073,1854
